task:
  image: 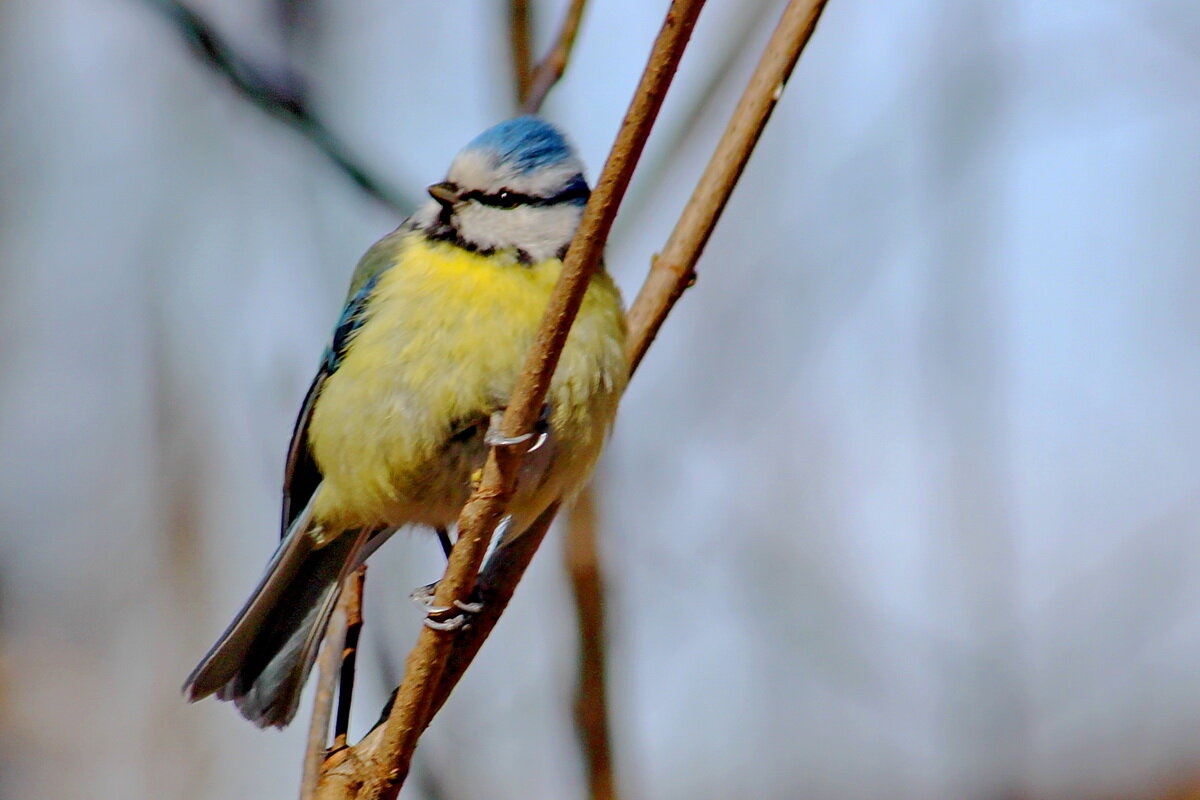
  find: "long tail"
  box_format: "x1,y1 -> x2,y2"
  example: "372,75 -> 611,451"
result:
183,500 -> 367,728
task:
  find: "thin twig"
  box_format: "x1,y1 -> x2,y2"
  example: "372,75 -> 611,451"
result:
626,0 -> 830,372
417,0 -> 833,733
564,487 -> 618,800
509,0 -> 534,105
302,593 -> 352,799
143,0 -> 412,212
333,567 -> 367,751
521,0 -> 590,114
315,3 -> 706,798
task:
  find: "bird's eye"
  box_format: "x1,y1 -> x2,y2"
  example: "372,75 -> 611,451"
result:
471,189 -> 527,208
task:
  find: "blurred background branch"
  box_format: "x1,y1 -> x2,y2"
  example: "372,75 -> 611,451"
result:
143,0 -> 413,212
564,486 -> 618,800
508,0 -> 533,108
521,0 -> 590,115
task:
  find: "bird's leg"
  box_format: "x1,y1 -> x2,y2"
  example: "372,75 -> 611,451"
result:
409,527 -> 455,613
436,526 -> 454,558
411,518 -> 513,629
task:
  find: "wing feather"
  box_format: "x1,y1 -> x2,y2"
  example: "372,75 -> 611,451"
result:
280,224 -> 410,536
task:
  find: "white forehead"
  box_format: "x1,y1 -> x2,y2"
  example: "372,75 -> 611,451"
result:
446,149 -> 587,197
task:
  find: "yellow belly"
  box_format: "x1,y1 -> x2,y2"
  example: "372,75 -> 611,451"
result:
307,232 -> 627,532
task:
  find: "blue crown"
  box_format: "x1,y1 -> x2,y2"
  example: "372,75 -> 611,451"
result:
465,116 -> 574,173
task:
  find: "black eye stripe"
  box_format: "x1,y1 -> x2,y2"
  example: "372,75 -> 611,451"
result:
460,183 -> 590,208
461,189 -> 526,208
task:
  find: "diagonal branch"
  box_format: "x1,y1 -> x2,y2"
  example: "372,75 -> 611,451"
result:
143,0 -> 412,212
626,0 -> 831,371
315,2 -> 707,798
421,0 -> 833,732
317,0 -> 832,795
521,0 -> 591,114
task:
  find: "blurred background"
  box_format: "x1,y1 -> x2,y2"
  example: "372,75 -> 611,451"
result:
2,0 -> 1200,798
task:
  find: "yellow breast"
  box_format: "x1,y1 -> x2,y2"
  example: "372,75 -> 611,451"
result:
307,232 -> 627,531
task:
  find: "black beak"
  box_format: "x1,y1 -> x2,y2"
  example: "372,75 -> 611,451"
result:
427,181 -> 460,209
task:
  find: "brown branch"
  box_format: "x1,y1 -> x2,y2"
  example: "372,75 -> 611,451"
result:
626,0 -> 831,373
364,0 -> 704,790
318,1 -> 833,793
509,0 -> 534,105
405,0 -> 834,735
315,0 -> 833,794
333,567 -> 367,750
314,2 -> 705,797
521,0 -> 591,114
564,487 -> 617,800
302,591 -> 352,798
549,12 -> 816,786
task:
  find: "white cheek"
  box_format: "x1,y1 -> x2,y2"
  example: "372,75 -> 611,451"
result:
456,204 -> 582,262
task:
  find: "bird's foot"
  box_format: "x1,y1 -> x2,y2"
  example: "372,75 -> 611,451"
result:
410,582 -> 484,630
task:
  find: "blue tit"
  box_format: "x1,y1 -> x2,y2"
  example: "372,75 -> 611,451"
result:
183,117 -> 627,728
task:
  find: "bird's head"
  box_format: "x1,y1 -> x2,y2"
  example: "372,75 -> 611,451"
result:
414,116 -> 591,264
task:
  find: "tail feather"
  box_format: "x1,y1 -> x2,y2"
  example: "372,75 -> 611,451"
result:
183,499 -> 367,728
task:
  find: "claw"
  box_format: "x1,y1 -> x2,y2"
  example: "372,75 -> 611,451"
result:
415,579 -> 485,627
484,429 -> 535,447
526,430 -> 549,453
483,409 -> 551,452
410,583 -> 446,612
419,589 -> 485,629
424,614 -> 471,631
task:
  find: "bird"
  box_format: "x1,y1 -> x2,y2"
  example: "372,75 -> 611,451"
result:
183,116 -> 628,728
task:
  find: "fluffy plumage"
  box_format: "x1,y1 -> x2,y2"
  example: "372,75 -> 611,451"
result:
183,117 -> 627,727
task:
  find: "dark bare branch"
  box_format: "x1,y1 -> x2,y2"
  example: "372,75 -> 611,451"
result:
143,0 -> 412,212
